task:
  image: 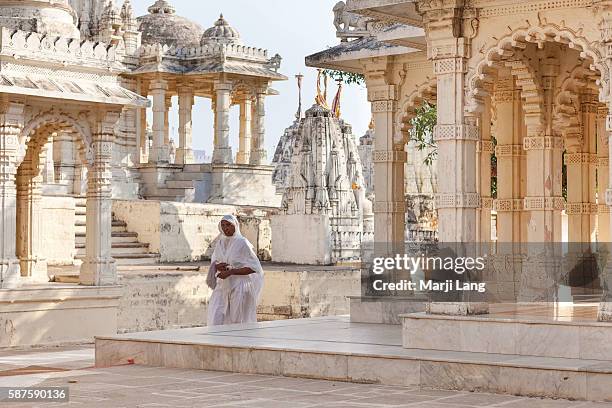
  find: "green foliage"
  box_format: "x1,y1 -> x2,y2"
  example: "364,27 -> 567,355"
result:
321,69 -> 365,86
411,102 -> 438,166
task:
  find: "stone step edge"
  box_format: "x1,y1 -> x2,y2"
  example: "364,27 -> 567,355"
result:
93,337 -> 612,375
400,312 -> 612,328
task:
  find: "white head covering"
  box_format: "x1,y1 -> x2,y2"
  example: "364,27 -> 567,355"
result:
207,215 -> 264,297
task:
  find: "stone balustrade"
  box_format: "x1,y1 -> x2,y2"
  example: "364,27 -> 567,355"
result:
0,28 -> 122,66
138,42 -> 269,61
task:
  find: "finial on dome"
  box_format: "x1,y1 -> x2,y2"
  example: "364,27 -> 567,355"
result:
148,0 -> 176,15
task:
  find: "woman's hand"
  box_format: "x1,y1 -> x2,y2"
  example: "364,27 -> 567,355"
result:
216,262 -> 229,272
216,268 -> 233,280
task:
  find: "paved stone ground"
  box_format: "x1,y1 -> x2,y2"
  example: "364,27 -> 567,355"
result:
0,346 -> 610,407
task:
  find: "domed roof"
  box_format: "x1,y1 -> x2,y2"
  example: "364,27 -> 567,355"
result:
201,14 -> 242,45
137,0 -> 203,47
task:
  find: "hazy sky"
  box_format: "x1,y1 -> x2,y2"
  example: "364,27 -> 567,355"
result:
130,0 -> 370,159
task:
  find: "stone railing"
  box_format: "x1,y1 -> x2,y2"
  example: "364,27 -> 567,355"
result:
138,42 -> 269,61
0,28 -> 122,66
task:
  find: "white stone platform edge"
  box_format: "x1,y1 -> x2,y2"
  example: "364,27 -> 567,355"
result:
94,317 -> 612,400
399,311 -> 612,327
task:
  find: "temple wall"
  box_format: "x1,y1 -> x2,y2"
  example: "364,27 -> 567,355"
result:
209,165 -> 283,207
112,200 -> 274,263
42,195 -> 76,266
271,215 -> 333,265
116,268 -> 359,333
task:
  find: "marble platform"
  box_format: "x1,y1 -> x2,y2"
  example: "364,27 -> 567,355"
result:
0,284 -> 121,348
96,315 -> 612,401
402,303 -> 612,360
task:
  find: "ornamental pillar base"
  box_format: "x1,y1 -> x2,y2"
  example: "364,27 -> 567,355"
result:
249,149 -> 267,166
175,148 -> 194,165
80,258 -> 117,286
212,147 -> 233,165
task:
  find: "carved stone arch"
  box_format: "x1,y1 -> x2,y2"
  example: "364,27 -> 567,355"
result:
397,77 -> 437,143
467,22 -> 607,115
554,62 -> 599,151
18,110 -> 93,167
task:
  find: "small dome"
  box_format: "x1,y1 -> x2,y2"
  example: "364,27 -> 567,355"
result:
201,14 -> 242,45
137,0 -> 203,47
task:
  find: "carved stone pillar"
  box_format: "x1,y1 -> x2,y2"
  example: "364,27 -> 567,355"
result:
365,74 -> 405,252
597,8 -> 612,319
427,31 -> 484,314
80,112 -> 120,286
477,99 -> 493,243
136,80 -> 148,164
598,107 -> 610,242
16,144 -> 47,281
0,102 -> 24,288
566,93 -> 598,245
164,94 -> 172,147
176,86 -> 194,165
250,89 -> 267,165
148,79 -> 169,164
523,57 -> 563,244
212,81 -> 233,164
494,76 -> 524,245
53,131 -> 76,187
42,137 -> 55,183
237,98 -> 252,164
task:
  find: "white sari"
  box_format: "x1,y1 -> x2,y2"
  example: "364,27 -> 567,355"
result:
206,215 -> 264,326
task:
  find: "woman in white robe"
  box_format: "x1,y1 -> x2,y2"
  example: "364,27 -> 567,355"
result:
206,215 -> 264,325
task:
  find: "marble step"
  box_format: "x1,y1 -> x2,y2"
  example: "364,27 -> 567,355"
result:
75,242 -> 150,256
75,220 -> 127,234
401,312 -> 612,361
95,319 -> 612,402
75,231 -> 139,244
75,253 -> 159,266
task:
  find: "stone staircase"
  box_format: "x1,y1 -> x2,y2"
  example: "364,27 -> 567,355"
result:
141,164 -> 211,202
74,197 -> 160,266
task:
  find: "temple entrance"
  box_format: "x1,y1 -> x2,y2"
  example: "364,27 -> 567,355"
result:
15,123 -> 89,282
0,107 -> 126,287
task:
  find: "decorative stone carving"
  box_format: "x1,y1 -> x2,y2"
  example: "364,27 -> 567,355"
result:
333,1 -> 372,40
278,103 -> 372,263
